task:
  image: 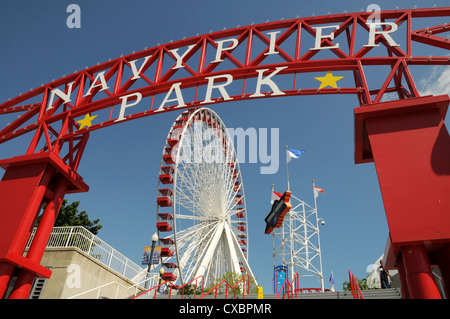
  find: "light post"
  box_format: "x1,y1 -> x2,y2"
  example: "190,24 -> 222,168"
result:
158,268 -> 165,294
145,232 -> 158,289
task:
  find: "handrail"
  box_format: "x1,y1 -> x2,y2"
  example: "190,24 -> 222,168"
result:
276,275 -> 295,299
199,274 -> 253,299
132,278 -> 175,299
348,270 -> 364,299
132,275 -> 255,299
230,274 -> 251,299
28,226 -> 146,282
276,273 -> 330,299
175,275 -> 205,299
200,279 -> 231,299
131,282 -> 172,299
132,275 -> 205,299
67,276 -> 153,299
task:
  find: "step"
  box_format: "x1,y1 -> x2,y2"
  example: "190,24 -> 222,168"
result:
134,288 -> 402,299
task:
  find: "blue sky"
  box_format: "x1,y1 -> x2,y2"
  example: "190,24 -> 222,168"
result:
1,0 -> 449,293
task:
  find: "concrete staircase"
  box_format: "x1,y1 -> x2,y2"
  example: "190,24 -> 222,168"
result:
135,288 -> 402,299
243,288 -> 402,299
272,288 -> 402,299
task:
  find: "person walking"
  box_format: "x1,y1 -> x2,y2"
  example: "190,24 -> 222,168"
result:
379,260 -> 391,289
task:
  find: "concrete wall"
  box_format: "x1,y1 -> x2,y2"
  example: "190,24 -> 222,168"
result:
38,248 -> 145,299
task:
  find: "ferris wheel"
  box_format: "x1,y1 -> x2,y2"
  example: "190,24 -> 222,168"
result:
155,107 -> 256,287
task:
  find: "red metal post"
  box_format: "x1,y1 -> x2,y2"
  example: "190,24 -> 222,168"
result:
9,176 -> 70,299
355,94 -> 450,299
0,152 -> 88,298
0,160 -> 53,298
401,245 -> 441,299
0,263 -> 14,299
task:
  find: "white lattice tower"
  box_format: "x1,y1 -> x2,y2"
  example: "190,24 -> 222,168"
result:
272,191 -> 324,291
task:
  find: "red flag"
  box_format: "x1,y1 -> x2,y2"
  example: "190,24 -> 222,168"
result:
271,191 -> 283,204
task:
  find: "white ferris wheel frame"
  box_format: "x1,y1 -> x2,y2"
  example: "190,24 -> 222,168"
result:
156,107 -> 257,287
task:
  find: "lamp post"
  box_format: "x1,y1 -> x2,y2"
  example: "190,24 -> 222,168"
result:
145,232 -> 158,289
158,268 -> 165,294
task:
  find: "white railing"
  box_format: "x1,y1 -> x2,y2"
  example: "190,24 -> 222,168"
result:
66,275 -> 160,299
27,226 -> 146,283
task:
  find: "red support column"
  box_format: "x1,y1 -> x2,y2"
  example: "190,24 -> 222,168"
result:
0,152 -> 88,299
8,176 -> 69,299
401,245 -> 441,299
354,94 -> 450,298
0,161 -> 53,298
0,263 -> 15,299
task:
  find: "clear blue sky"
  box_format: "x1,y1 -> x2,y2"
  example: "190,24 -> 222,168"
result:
0,0 -> 449,292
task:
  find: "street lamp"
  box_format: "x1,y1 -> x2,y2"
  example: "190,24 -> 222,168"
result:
158,268 -> 165,294
145,232 -> 158,289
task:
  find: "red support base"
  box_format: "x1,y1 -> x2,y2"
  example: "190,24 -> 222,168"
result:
0,152 -> 88,299
401,245 -> 441,299
355,94 -> 450,299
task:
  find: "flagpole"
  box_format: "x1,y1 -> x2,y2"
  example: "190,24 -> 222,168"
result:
286,146 -> 290,191
313,179 -> 317,211
313,179 -> 325,291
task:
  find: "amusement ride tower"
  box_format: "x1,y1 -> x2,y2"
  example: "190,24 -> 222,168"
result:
272,148 -> 325,291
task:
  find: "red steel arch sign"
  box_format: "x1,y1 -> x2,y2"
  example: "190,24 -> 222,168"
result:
1,7 -> 450,299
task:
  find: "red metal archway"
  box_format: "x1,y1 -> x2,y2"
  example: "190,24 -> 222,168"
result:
1,7 -> 449,299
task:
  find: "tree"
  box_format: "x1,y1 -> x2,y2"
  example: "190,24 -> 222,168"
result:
36,199 -> 102,235
342,276 -> 368,291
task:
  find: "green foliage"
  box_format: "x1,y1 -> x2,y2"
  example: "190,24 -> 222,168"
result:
178,283 -> 203,296
342,277 -> 368,291
37,199 -> 102,235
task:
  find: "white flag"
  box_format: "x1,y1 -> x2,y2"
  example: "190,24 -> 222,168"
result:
314,186 -> 324,199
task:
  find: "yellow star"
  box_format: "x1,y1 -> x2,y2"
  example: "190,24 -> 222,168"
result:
314,71 -> 344,89
77,113 -> 98,130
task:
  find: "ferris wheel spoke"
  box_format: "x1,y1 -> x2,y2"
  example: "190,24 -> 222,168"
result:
180,224 -> 218,267
174,222 -> 219,255
177,222 -> 222,279
174,191 -> 203,216
175,171 -> 204,204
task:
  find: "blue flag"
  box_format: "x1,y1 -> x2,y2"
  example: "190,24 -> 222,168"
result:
287,149 -> 305,163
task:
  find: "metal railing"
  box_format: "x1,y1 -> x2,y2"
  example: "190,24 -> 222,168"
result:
67,275 -> 159,299
132,274 -> 254,300
199,274 -> 252,299
27,226 -> 146,283
348,269 -> 364,299
132,275 -> 206,299
276,273 -> 330,299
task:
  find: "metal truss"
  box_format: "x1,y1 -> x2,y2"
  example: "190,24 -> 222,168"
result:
1,7 -> 449,171
272,193 -> 324,290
